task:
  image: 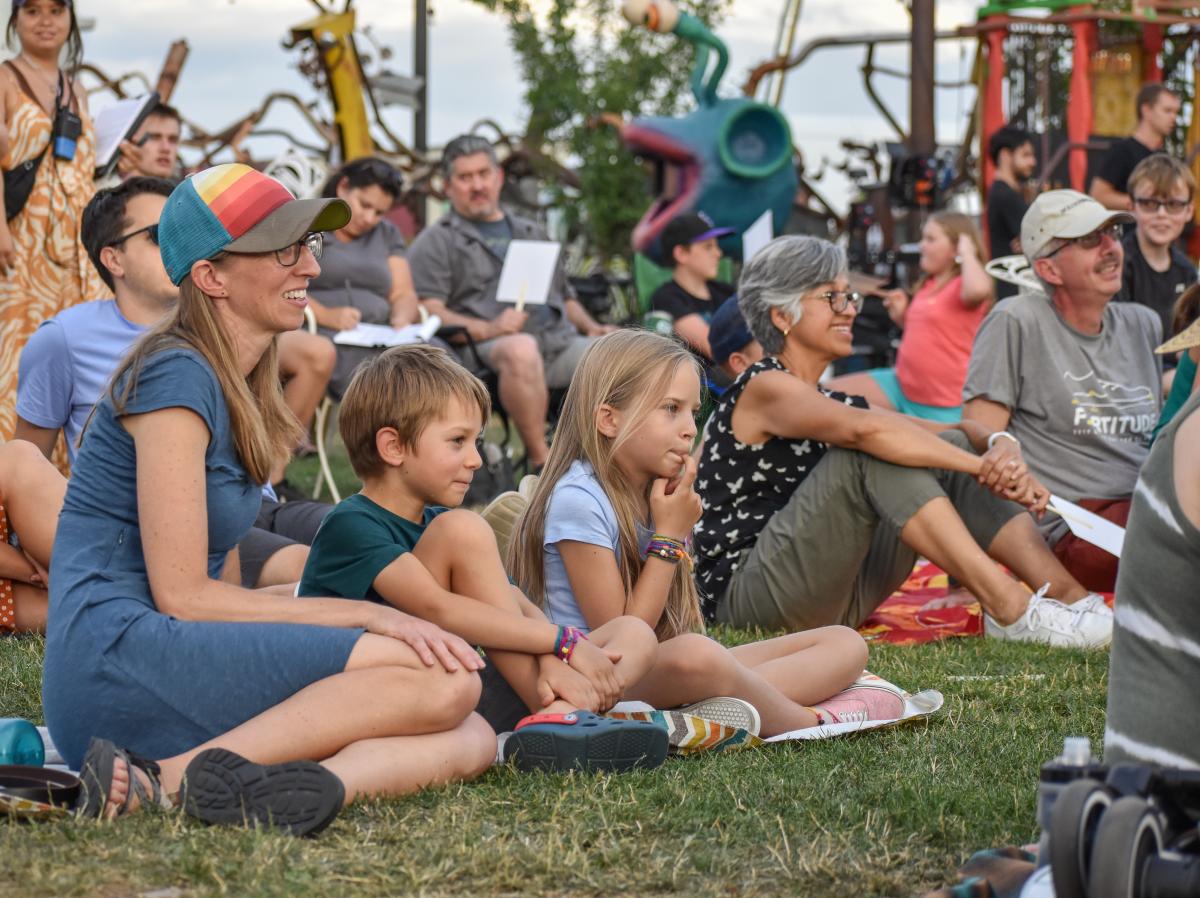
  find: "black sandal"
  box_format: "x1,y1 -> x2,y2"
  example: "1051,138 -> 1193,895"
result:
75,737 -> 171,818
180,748 -> 344,838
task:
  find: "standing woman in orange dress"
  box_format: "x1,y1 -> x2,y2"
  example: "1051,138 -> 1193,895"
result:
0,0 -> 105,439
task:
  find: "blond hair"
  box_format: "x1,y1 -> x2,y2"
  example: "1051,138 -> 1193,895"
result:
918,211 -> 987,290
508,330 -> 705,641
340,343 -> 490,479
1127,153 -> 1196,202
109,275 -> 300,485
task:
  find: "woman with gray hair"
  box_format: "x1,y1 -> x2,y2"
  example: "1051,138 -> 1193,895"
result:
693,235 -> 1111,647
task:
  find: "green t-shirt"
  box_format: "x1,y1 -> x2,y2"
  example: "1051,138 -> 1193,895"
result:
298,493 -> 447,603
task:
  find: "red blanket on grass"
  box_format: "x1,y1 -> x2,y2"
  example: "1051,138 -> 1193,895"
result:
857,562 -> 981,645
857,562 -> 1115,645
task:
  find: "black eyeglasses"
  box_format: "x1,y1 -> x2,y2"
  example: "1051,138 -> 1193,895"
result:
1046,223 -> 1123,258
274,232 -> 324,266
1132,196 -> 1190,215
107,223 -> 159,249
812,290 -> 864,314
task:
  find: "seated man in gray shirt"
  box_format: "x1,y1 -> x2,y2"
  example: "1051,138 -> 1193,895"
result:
963,190 -> 1162,593
407,135 -> 613,469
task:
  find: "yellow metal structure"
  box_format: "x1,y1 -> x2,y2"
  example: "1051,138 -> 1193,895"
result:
1090,42 -> 1142,137
290,7 -> 375,161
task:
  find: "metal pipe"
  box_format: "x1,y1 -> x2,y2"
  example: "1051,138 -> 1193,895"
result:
741,29 -> 963,98
908,0 -> 935,155
415,0 -> 428,156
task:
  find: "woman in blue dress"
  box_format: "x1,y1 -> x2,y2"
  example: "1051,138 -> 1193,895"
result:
41,163 -> 496,836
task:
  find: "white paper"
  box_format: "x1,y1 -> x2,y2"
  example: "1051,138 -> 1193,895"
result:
1048,494 -> 1125,558
93,93 -> 158,171
496,240 -> 561,309
742,209 -> 774,262
332,315 -> 441,348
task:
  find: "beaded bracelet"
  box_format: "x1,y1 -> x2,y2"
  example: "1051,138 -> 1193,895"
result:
553,625 -> 588,664
646,534 -> 692,569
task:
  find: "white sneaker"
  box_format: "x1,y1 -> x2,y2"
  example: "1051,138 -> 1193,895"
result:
676,696 -> 762,735
984,584 -> 1113,649
1072,592 -> 1113,617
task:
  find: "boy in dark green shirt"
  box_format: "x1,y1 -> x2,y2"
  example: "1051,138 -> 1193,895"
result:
299,344 -> 666,771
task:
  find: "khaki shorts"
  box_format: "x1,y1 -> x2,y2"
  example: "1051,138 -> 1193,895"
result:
461,333 -> 596,389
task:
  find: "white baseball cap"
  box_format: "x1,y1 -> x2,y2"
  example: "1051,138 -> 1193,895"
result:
1021,189 -> 1134,263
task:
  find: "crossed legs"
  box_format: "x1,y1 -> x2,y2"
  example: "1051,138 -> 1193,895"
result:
101,633 -> 496,817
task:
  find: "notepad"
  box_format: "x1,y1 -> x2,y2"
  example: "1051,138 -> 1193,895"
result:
496,240 -> 561,312
93,92 -> 161,180
1048,495 -> 1125,558
331,315 -> 442,348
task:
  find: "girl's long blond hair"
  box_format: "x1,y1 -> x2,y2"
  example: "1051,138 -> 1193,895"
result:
508,330 -> 706,641
108,274 -> 301,485
917,210 -> 986,291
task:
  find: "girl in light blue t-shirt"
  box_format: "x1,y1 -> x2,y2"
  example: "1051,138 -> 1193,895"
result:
509,330 -> 905,737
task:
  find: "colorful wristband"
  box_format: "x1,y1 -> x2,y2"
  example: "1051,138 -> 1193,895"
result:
646,533 -> 692,569
554,625 -> 588,664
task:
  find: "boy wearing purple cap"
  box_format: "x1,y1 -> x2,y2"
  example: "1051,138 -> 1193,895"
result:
649,212 -> 736,361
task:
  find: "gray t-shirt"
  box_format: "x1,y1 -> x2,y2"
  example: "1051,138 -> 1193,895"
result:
308,218 -> 407,325
963,292 -> 1162,541
471,216 -> 513,260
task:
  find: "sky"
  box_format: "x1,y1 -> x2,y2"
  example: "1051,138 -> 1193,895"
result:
78,0 -> 987,212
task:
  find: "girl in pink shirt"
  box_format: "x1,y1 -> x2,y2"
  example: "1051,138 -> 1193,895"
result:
829,212 -> 993,421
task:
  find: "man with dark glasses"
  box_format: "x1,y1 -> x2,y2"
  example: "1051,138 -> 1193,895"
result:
963,189 -> 1163,594
15,178 -> 333,592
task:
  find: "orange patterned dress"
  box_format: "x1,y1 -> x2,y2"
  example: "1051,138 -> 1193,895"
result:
0,79 -> 106,440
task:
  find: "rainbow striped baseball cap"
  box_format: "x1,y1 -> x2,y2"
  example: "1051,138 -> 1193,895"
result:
158,163 -> 350,285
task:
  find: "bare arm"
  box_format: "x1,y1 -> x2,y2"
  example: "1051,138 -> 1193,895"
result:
1089,177 -> 1131,212
740,372 -> 984,476
386,256 -> 419,328
556,458 -> 702,632
372,551 -> 560,653
306,296 -> 360,331
420,297 -> 504,343
563,297 -> 610,337
672,313 -> 712,359
960,397 -> 1013,453
126,406 -> 397,632
957,235 -> 994,308
13,418 -> 58,459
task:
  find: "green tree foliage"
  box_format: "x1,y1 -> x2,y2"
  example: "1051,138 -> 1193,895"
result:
469,0 -> 731,260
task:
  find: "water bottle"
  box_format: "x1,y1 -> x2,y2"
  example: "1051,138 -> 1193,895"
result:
642,309 -> 675,338
1034,736 -> 1107,867
0,717 -> 45,767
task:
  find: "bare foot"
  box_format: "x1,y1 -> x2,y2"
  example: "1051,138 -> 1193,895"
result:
101,757 -> 155,819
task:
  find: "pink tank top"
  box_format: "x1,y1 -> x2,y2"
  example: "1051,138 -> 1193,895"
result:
894,275 -> 989,408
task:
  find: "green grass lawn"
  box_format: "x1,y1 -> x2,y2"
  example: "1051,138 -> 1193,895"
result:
0,629 -> 1107,898
0,427 -> 1109,896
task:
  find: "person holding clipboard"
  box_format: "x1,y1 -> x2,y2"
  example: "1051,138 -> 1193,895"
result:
0,0 -> 106,442
407,134 -> 614,470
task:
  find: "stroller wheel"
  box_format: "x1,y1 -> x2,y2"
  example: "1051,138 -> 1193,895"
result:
1088,796 -> 1166,898
1050,778 -> 1112,898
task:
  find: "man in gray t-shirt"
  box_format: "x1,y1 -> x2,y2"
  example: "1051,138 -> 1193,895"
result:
407,135 -> 614,469
964,190 -> 1162,592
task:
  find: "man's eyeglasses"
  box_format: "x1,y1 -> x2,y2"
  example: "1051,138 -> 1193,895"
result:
107,224 -> 159,248
812,290 -> 864,314
1132,196 -> 1191,215
275,232 -> 324,267
1045,223 -> 1123,258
